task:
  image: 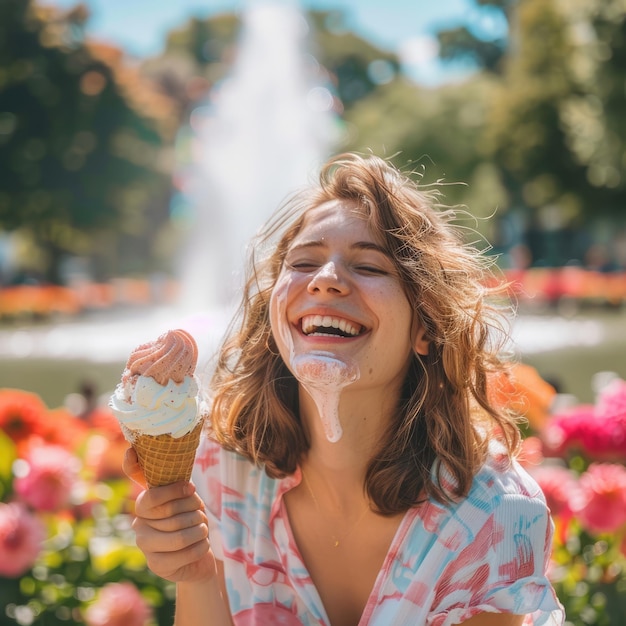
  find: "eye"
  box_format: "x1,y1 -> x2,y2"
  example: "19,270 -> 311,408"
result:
286,259 -> 319,271
355,265 -> 388,275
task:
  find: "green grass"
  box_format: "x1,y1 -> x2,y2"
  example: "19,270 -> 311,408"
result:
0,358 -> 126,408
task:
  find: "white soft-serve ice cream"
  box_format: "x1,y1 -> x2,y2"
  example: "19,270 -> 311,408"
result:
111,374 -> 199,440
109,329 -> 204,487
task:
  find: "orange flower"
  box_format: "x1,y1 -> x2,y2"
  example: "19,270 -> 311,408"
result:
83,406 -> 127,480
0,389 -> 89,455
488,363 -> 557,431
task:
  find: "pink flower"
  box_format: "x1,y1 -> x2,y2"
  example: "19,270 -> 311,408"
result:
545,380 -> 626,460
84,582 -> 152,626
575,463 -> 626,534
596,378 -> 626,419
13,444 -> 81,512
528,464 -> 579,518
0,502 -> 45,577
543,405 -> 594,455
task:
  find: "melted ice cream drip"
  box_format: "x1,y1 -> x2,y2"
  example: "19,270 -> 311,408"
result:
292,352 -> 358,442
271,273 -> 360,443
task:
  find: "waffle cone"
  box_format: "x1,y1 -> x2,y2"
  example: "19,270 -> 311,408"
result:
132,420 -> 203,488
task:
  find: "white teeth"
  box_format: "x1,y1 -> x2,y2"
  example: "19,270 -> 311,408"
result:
301,315 -> 362,336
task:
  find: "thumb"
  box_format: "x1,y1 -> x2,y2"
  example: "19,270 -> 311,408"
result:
123,446 -> 147,489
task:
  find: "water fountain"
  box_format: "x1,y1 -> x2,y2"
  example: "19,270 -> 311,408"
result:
176,0 -> 339,313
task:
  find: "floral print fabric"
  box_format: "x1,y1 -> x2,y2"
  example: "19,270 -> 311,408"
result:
193,436 -> 565,625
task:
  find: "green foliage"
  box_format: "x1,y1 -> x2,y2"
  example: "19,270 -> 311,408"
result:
343,74 -> 507,235
438,26 -> 506,73
163,13 -> 241,75
309,10 -> 400,108
551,524 -> 626,626
0,0 -> 168,283
2,0 -> 625,280
485,0 -> 626,222
436,0 -> 511,73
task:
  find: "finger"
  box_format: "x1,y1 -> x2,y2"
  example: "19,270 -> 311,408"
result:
134,517 -> 209,555
147,537 -> 211,577
123,447 -> 147,488
135,483 -> 204,520
139,508 -> 209,534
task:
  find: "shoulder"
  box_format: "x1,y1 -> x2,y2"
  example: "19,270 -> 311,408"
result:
462,438 -> 548,508
419,450 -> 563,624
422,446 -> 551,552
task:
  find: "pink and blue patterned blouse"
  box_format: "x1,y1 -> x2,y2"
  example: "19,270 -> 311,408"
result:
193,435 -> 565,625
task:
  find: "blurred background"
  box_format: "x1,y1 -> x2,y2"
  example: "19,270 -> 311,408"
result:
0,0 -> 624,405
1,1 -> 626,624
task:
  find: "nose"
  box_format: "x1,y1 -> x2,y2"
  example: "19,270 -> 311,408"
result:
307,261 -> 349,295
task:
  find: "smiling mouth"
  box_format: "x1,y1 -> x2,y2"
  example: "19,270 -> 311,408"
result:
301,314 -> 365,337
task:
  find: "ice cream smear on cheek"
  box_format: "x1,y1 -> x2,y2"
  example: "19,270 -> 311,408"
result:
272,274 -> 360,443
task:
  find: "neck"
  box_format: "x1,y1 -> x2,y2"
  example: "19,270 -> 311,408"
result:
299,400 -> 381,511
300,451 -> 370,517
300,383 -> 394,456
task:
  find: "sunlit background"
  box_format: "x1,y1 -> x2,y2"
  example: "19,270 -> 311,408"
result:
1,1 -> 626,623
1,0 -> 624,407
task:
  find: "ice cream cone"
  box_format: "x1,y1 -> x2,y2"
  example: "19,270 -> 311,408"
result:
132,420 -> 203,488
110,328 -> 204,488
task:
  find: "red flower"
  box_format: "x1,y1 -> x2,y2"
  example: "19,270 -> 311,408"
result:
0,502 -> 45,577
575,463 -> 626,534
0,389 -> 87,454
0,389 -> 49,450
86,406 -> 125,441
43,407 -> 88,450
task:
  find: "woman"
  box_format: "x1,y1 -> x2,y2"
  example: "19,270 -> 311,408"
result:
125,153 -> 565,625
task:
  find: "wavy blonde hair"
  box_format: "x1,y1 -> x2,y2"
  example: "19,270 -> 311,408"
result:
209,152 -> 520,515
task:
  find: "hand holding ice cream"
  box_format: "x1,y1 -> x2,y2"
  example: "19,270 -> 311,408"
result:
109,329 -> 204,487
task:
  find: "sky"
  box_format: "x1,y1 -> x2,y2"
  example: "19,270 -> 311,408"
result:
41,0 -> 507,84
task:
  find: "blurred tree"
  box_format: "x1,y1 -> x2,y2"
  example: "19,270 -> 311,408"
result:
484,0 -> 626,264
436,0 -> 512,74
141,12 -> 241,112
343,74 -> 508,242
141,9 -> 400,121
559,0 -> 626,213
308,10 -> 401,110
0,0 -> 168,283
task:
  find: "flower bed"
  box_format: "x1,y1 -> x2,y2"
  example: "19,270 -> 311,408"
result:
0,388 -> 174,625
519,374 -> 626,625
1,371 -> 625,625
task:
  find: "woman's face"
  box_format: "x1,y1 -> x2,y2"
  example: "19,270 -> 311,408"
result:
269,200 -> 429,398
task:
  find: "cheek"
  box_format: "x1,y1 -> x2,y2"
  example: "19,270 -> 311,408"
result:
377,284 -> 413,324
269,272 -> 294,355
